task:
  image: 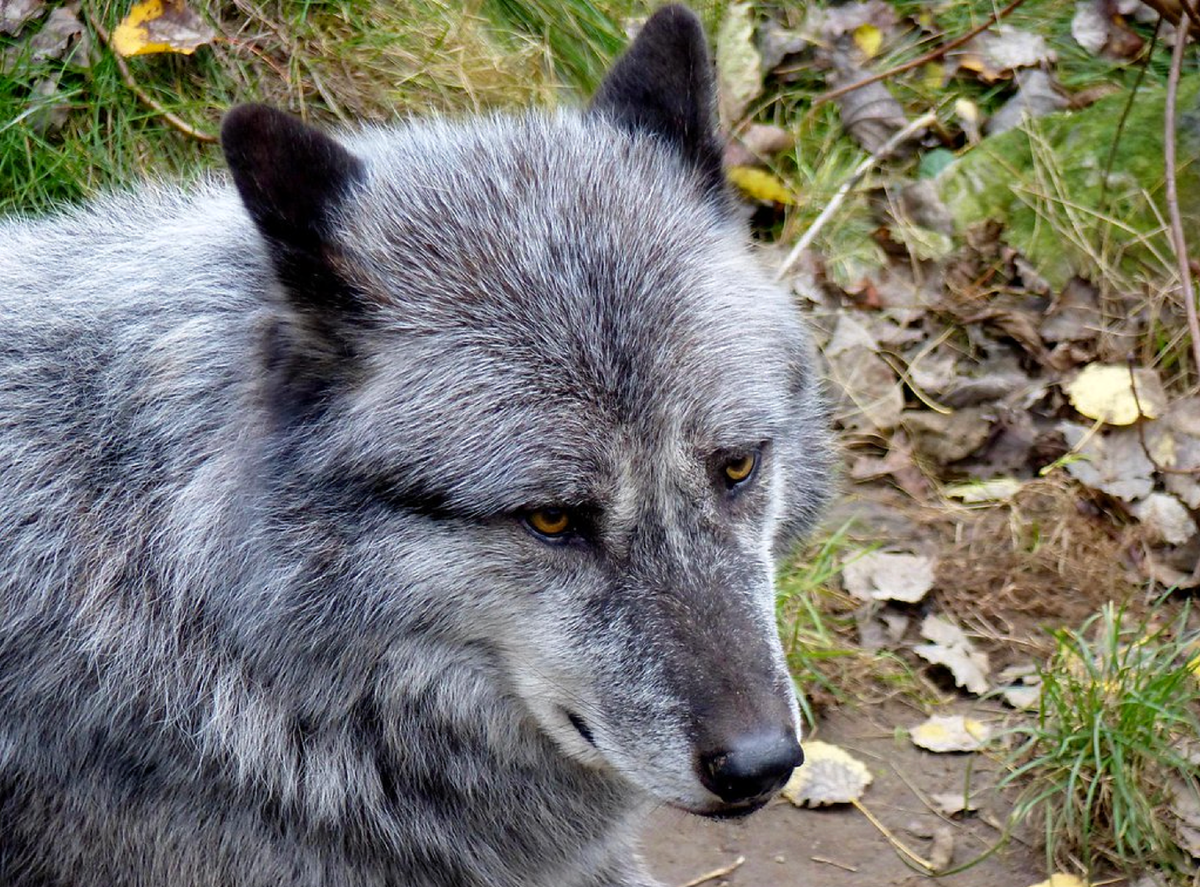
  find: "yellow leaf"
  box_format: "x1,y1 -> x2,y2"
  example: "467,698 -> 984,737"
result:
780,740 -> 872,806
922,62 -> 944,91
726,166 -> 795,205
112,0 -> 215,57
910,714 -> 990,752
954,98 -> 981,126
1028,875 -> 1086,887
853,23 -> 883,59
1064,363 -> 1166,426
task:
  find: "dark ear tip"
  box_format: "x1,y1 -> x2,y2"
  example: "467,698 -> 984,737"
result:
637,5 -> 707,59
221,104 -> 289,158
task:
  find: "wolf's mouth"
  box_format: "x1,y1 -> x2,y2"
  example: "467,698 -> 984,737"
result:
565,710 -> 597,748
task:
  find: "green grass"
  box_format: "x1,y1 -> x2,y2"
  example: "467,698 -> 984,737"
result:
0,0 -> 621,216
1002,601 -> 1200,878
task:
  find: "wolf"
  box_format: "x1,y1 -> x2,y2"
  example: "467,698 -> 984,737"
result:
0,5 -> 829,886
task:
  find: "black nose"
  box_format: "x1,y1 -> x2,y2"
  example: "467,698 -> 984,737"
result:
697,731 -> 804,805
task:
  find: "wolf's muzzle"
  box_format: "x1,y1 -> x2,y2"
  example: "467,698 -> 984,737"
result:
696,730 -> 803,807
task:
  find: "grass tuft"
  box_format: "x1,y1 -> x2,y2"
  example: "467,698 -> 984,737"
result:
1003,601 -> 1200,877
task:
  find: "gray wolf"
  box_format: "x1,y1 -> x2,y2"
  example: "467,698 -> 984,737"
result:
0,5 -> 830,885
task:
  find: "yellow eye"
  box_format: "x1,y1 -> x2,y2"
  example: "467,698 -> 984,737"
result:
724,453 -> 757,484
527,508 -> 571,537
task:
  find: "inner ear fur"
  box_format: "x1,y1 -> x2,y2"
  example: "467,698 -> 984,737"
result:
589,5 -> 725,197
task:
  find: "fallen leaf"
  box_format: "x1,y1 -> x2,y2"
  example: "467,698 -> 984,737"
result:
738,123 -> 794,159
27,71 -> 68,134
1028,875 -> 1087,887
931,791 -> 979,817
914,615 -> 991,695
904,408 -> 992,464
843,551 -> 937,603
809,0 -> 898,42
715,2 -> 762,127
1001,683 -> 1041,710
1041,277 -> 1103,344
987,69 -> 1068,136
1064,363 -> 1166,425
781,740 -> 873,806
928,825 -> 955,870
1168,777 -> 1200,857
0,0 -> 43,35
853,22 -> 882,59
957,25 -> 1056,82
1131,493 -> 1198,545
830,54 -> 915,154
112,0 -> 216,58
1060,423 -> 1155,502
10,5 -> 90,69
910,714 -> 991,752
758,18 -> 807,72
944,478 -> 1023,504
1071,0 -> 1110,54
827,346 -> 905,432
726,166 -> 795,204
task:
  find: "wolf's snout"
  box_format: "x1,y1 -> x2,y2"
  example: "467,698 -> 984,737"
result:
697,731 -> 803,806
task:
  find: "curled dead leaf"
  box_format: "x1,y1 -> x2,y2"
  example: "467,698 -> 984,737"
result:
781,740 -> 872,806
914,615 -> 990,695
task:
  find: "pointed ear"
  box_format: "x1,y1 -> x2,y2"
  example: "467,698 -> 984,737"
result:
221,104 -> 364,253
590,5 -> 724,196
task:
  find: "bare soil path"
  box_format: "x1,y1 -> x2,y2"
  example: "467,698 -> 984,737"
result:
641,702 -> 1045,887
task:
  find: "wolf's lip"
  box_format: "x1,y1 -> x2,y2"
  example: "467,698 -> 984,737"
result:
673,797 -> 771,820
564,710 -> 598,748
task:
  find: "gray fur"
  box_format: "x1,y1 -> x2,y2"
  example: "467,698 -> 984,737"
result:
0,32 -> 830,887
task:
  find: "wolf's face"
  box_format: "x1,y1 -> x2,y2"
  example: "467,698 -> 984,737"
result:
222,6 -> 829,818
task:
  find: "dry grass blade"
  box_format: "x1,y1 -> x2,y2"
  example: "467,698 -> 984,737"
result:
1163,23 -> 1200,380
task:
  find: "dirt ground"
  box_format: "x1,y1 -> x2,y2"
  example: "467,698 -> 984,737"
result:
640,702 -> 1046,887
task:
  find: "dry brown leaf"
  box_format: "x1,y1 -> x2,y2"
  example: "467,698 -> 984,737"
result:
0,0 -> 43,35
957,25 -> 1056,81
112,0 -> 216,57
829,54 -> 914,154
987,69 -> 1068,136
914,615 -> 990,695
843,551 -> 936,603
780,740 -> 872,806
1131,493 -> 1198,545
931,791 -> 979,817
1060,423 -> 1155,502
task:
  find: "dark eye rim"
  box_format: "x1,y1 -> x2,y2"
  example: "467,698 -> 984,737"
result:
716,442 -> 768,492
521,506 -> 586,545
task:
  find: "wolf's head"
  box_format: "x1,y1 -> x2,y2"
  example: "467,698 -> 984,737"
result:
221,5 -> 830,818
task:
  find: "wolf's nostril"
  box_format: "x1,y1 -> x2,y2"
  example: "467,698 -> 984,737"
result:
697,731 -> 803,805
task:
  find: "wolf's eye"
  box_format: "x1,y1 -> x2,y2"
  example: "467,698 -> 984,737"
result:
723,453 -> 757,485
526,508 -> 572,538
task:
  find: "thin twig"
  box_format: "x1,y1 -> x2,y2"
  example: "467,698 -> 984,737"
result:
675,855 -> 745,887
1163,19 -> 1200,378
82,3 -> 218,143
810,856 -> 858,872
775,112 -> 937,281
812,0 -> 1029,108
851,799 -> 935,871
